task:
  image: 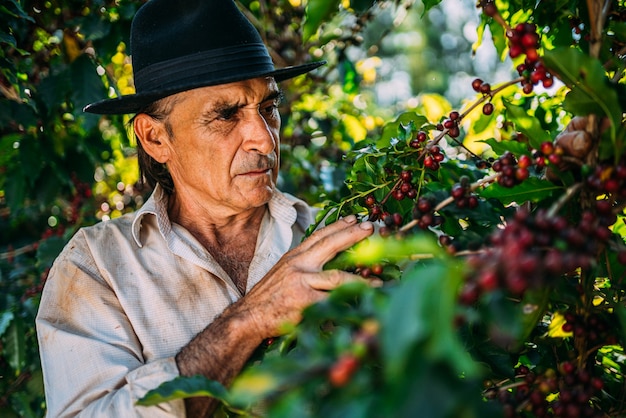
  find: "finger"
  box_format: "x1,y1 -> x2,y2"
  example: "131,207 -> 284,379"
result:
555,130 -> 593,159
296,214 -> 360,253
305,220 -> 375,268
304,270 -> 383,291
562,116 -> 588,132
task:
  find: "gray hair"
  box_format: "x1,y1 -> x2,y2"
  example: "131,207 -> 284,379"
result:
130,96 -> 178,195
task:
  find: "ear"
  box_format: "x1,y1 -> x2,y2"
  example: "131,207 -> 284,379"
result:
134,114 -> 171,163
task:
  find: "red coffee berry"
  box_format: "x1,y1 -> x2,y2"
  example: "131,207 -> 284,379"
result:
482,102 -> 494,115
540,141 -> 554,155
329,354 -> 360,387
483,2 -> 497,17
472,78 -> 483,92
365,195 -> 377,207
371,264 -> 384,276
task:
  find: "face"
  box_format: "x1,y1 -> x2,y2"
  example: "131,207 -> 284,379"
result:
146,77 -> 282,217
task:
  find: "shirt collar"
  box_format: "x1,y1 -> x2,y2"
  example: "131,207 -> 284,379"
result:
131,185 -> 312,247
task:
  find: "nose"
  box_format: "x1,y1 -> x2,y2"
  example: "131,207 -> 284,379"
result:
240,106 -> 278,155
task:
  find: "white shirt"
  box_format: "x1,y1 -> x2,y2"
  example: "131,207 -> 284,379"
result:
36,186 -> 315,417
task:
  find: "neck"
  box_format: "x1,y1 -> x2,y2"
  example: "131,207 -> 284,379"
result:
167,192 -> 266,294
169,195 -> 265,247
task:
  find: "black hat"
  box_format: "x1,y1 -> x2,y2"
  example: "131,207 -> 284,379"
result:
84,0 -> 325,114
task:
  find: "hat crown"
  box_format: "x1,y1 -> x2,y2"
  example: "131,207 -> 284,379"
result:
131,0 -> 263,74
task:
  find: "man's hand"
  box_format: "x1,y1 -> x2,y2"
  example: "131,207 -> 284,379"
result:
554,116 -> 610,159
243,214 -> 377,339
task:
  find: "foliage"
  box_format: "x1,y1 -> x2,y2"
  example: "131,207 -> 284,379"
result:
5,0 -> 626,417
0,0 -> 412,415
140,0 -> 626,417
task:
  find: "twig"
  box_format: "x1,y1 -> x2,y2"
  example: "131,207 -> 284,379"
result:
546,183 -> 583,218
0,243 -> 38,260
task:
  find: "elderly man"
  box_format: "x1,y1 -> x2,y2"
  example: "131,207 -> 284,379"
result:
35,1 -> 376,416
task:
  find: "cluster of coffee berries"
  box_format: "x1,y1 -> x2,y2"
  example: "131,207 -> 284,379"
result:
491,151 -> 530,187
364,194 -> 383,222
561,311 -> 618,346
355,263 -> 385,278
22,267 -> 50,302
409,130 -> 445,170
423,145 -> 445,170
440,110 -> 461,138
585,157 -> 626,196
492,364 -> 605,418
68,174 -> 93,224
411,196 -> 443,230
517,61 -> 554,92
508,22 -> 554,93
392,170 -> 418,201
533,141 -> 563,169
450,176 -> 479,208
409,130 -> 428,149
471,79 -> 496,115
459,208 -> 606,303
378,211 -> 405,237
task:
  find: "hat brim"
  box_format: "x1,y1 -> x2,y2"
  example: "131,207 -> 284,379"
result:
84,61 -> 325,115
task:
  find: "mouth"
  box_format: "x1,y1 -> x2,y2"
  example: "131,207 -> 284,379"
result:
241,168 -> 272,175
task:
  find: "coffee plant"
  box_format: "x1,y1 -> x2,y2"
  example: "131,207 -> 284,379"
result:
0,0 -> 413,415
139,0 -> 626,417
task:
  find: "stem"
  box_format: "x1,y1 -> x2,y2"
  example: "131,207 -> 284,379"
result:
0,243 -> 38,260
399,173 -> 500,232
458,77 -> 525,121
546,183 -> 583,218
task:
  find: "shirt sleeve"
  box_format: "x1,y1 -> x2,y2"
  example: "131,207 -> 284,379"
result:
36,232 -> 185,417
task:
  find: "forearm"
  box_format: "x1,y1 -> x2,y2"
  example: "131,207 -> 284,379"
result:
175,298 -> 265,416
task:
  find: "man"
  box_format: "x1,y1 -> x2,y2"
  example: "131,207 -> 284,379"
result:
36,1 -> 377,416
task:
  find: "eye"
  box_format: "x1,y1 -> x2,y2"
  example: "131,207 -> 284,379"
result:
260,97 -> 281,119
217,106 -> 240,121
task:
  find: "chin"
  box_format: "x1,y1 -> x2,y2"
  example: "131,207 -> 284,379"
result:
244,187 -> 275,208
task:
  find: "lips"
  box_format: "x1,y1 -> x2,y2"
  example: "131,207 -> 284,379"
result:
237,156 -> 276,176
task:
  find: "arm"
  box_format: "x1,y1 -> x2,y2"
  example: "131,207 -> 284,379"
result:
175,214 -> 375,416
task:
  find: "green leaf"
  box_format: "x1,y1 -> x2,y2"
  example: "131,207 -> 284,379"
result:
137,375 -> 230,406
479,177 -> 560,205
4,166 -> 26,215
347,233 -> 442,266
18,135 -> 44,188
303,0 -> 341,41
502,100 -> 551,148
380,260 -> 479,380
0,31 -> 16,47
36,236 -> 67,268
0,311 -> 14,336
479,138 -> 531,157
70,55 -> 109,113
349,0 -> 375,13
340,56 -> 359,95
422,0 -> 444,14
3,315 -> 26,372
378,112 -> 427,148
542,48 -> 620,142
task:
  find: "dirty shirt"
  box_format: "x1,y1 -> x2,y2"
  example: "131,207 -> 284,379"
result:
36,185 -> 315,417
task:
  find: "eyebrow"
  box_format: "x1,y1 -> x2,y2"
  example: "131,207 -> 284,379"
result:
201,89 -> 283,119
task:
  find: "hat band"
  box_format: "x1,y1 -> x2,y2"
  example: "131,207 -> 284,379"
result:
134,43 -> 276,92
